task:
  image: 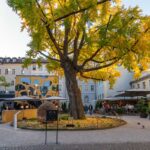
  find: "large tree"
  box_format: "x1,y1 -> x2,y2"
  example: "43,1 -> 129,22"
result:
0,76 -> 11,92
8,0 -> 150,119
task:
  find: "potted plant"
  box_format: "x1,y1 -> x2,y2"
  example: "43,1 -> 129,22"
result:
136,99 -> 148,118
140,106 -> 148,118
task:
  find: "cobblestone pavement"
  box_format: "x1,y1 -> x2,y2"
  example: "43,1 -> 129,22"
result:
1,143 -> 150,150
0,116 -> 150,149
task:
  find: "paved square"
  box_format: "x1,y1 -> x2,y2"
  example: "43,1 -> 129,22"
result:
0,116 -> 150,149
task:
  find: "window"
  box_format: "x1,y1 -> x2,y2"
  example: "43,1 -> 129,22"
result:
34,80 -> 39,86
85,85 -> 88,91
91,85 -> 94,91
12,58 -> 16,63
84,95 -> 89,103
12,69 -> 15,75
21,77 -> 31,85
132,84 -> 135,89
102,93 -> 104,99
59,84 -> 62,91
43,81 -> 51,87
143,82 -> 146,89
137,84 -> 140,89
39,65 -> 43,71
5,69 -> 8,75
21,69 -> 24,74
6,58 -> 10,63
99,95 -> 101,99
11,80 -> 14,86
32,65 -> 36,70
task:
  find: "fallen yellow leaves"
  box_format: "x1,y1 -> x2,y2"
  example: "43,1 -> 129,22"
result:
17,117 -> 126,130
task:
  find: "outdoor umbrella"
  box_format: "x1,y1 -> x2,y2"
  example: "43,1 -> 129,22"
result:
4,96 -> 40,110
43,96 -> 67,100
4,96 -> 35,101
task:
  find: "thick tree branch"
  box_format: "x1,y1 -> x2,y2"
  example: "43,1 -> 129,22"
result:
78,31 -> 85,50
54,0 -> 111,22
35,0 -> 63,58
45,25 -> 64,58
129,27 -> 149,53
80,72 -> 105,81
73,31 -> 85,65
82,58 -> 120,72
91,56 -> 118,64
73,30 -> 80,64
81,47 -> 103,68
80,15 -> 112,68
35,0 -> 47,20
38,51 -> 60,62
64,22 -> 71,57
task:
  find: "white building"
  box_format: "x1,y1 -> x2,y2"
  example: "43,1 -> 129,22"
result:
2,57 -> 146,105
96,67 -> 134,99
0,57 -> 96,105
130,73 -> 150,90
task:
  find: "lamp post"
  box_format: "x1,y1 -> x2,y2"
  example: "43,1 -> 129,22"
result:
55,105 -> 59,144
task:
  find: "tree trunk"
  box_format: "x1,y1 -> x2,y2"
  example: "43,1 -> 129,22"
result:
63,62 -> 85,119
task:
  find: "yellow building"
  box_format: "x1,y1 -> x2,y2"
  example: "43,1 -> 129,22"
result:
15,75 -> 59,98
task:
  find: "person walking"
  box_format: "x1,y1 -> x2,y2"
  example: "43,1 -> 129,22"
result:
89,104 -> 93,115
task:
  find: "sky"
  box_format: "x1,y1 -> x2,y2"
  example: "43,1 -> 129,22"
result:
0,0 -> 150,57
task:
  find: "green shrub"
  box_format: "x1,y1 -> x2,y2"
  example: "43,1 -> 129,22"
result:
60,115 -> 69,120
95,101 -> 102,110
116,108 -> 124,114
61,102 -> 67,113
135,99 -> 148,113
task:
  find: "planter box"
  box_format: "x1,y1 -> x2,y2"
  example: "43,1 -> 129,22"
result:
140,113 -> 148,118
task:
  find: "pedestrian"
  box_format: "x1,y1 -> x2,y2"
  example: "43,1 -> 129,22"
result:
84,105 -> 88,114
89,104 -> 93,115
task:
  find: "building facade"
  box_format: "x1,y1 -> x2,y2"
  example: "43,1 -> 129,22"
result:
96,67 -> 134,99
2,57 -> 146,105
15,75 -> 59,97
0,57 -> 96,105
130,73 -> 150,90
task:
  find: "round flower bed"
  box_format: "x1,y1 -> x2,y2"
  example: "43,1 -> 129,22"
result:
17,115 -> 126,130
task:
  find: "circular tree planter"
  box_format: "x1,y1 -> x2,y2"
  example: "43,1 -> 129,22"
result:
17,117 -> 126,131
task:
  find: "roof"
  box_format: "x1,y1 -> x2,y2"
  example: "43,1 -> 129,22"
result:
0,57 -> 48,64
43,96 -> 67,100
115,89 -> 150,97
0,93 -> 15,100
102,97 -> 140,101
4,96 -> 39,101
130,74 -> 150,84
